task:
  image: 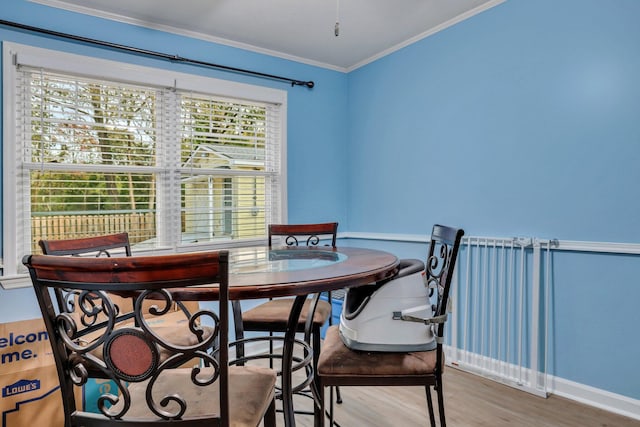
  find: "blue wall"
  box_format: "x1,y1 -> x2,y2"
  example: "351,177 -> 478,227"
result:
346,0 -> 640,404
1,0 -> 639,409
347,0 -> 640,242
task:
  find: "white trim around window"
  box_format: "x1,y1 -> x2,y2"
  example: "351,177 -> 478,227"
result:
2,42 -> 288,289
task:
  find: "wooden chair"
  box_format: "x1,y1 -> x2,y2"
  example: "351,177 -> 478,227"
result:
38,232 -> 133,257
24,250 -> 277,427
232,222 -> 341,415
39,233 -> 207,355
316,225 -> 464,427
39,233 -> 133,315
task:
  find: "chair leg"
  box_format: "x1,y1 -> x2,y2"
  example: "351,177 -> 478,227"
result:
268,330 -> 274,369
264,398 -> 277,427
231,300 -> 246,366
313,326 -> 341,425
425,385 -> 436,427
436,379 -> 446,427
325,292 -> 343,406
313,328 -> 321,385
314,382 -> 324,427
329,385 -> 334,427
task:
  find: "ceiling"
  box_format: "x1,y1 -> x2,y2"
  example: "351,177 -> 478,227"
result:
32,0 -> 505,71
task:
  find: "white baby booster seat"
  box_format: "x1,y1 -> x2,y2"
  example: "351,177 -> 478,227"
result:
339,258 -> 445,352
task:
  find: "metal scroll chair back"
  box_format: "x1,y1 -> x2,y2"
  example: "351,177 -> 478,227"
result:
39,232 -> 197,320
316,224 -> 464,427
265,221 -> 339,343
24,251 -> 276,427
232,221 -> 340,422
425,225 -> 465,370
268,222 -> 338,247
39,233 -> 132,315
266,222 -> 339,343
233,222 -> 339,348
38,232 -> 132,257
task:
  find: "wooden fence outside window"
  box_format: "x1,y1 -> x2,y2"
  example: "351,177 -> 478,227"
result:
30,212 -> 156,251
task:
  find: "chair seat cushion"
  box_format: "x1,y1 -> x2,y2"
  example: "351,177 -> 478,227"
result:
318,326 -> 438,377
242,298 -> 332,331
112,366 -> 276,427
152,323 -> 215,363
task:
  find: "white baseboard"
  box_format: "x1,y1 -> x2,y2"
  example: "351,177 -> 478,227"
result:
446,347 -> 640,421
549,375 -> 640,421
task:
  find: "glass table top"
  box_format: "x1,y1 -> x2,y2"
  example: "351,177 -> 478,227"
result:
228,246 -> 347,275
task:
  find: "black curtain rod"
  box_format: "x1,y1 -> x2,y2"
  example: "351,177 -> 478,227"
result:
0,19 -> 315,88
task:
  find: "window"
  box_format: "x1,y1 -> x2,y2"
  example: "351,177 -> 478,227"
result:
2,43 -> 286,287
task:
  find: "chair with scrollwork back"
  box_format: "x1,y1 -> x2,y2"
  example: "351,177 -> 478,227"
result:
24,251 -> 276,427
231,222 -> 341,416
39,233 -> 133,315
39,233 -> 207,354
316,224 -> 464,427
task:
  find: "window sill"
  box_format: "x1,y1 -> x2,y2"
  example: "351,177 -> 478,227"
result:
0,274 -> 31,290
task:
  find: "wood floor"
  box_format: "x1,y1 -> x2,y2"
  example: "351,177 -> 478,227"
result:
276,367 -> 639,427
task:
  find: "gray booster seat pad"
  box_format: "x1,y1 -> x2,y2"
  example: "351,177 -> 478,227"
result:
339,258 -> 440,352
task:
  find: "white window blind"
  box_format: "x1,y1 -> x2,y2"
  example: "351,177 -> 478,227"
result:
2,43 -> 285,283
176,92 -> 281,244
20,69 -> 161,250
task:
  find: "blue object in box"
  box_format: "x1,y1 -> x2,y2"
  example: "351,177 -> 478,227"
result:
319,290 -> 344,339
83,379 -> 118,413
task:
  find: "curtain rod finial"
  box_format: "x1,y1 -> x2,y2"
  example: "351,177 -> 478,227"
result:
292,80 -> 314,89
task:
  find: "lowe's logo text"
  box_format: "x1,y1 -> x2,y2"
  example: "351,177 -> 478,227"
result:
2,379 -> 41,398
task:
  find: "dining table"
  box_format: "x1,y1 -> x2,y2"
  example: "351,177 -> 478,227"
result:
168,245 -> 400,427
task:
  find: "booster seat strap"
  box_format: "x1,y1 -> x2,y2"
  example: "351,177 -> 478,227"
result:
392,312 -> 447,325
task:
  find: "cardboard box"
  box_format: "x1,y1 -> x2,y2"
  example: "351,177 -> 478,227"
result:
0,318 -> 65,427
1,305 -> 203,425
